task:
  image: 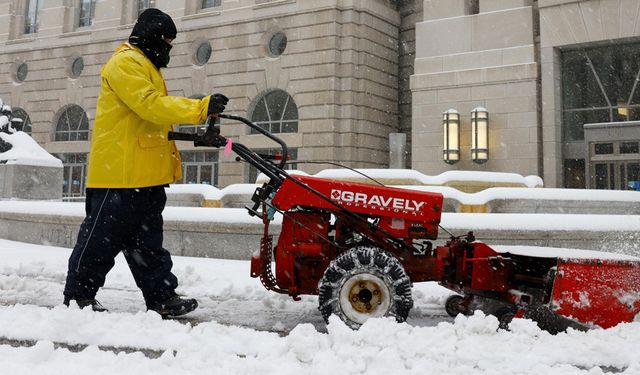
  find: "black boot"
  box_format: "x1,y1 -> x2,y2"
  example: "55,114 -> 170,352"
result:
63,297 -> 108,312
147,293 -> 198,318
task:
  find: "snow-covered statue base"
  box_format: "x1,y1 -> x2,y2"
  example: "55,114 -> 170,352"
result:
0,98 -> 63,201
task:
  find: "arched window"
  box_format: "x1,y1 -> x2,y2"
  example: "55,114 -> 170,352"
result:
250,90 -> 298,134
11,107 -> 32,135
54,104 -> 90,141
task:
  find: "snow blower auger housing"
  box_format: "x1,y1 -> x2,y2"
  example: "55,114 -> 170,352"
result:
169,114 -> 640,332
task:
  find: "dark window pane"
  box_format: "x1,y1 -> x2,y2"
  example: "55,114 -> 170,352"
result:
181,151 -> 195,162
200,166 -> 212,185
562,50 -> 608,109
626,163 -> 640,190
563,110 -> 610,141
268,32 -> 287,57
195,42 -> 212,65
185,165 -> 198,184
71,166 -> 82,194
594,143 -> 614,155
281,121 -> 298,133
563,158 -> 585,189
562,42 -> 640,149
78,130 -> 88,141
610,163 -> 616,189
202,0 -> 222,8
594,163 -> 608,189
205,152 -> 217,162
271,122 -> 281,133
283,98 -> 298,120
11,108 -> 32,134
16,63 -> 28,82
587,45 -> 640,107
251,99 -> 269,122
266,90 -> 288,121
620,142 -> 639,154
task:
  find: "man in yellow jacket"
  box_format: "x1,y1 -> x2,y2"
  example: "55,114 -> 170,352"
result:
63,8 -> 228,317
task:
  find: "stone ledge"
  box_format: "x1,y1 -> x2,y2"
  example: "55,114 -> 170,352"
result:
1,210 -> 637,260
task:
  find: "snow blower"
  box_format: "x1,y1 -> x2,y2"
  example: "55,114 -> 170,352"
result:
169,114 -> 640,332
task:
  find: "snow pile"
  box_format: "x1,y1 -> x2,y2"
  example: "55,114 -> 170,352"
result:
1,239 -> 639,374
0,131 -> 62,168
2,307 -> 639,375
258,169 -> 543,188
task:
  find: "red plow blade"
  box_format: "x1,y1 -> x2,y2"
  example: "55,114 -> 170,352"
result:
549,258 -> 640,329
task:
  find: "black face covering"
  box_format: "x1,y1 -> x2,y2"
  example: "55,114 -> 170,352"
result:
128,8 -> 177,69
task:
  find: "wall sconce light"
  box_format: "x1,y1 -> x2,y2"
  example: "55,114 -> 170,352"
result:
471,106 -> 489,164
443,109 -> 460,164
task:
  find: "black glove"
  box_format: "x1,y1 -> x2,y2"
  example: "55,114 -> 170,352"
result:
208,93 -> 229,116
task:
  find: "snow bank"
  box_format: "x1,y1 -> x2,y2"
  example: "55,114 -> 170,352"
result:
2,307 -> 639,375
259,169 -> 543,188
1,239 -> 640,374
0,131 -> 62,168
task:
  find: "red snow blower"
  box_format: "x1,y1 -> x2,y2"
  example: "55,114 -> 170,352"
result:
169,114 -> 640,332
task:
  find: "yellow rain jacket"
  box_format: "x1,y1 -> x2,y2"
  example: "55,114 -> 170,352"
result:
87,43 -> 211,188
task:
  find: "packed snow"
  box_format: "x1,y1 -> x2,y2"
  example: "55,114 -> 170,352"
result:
1,238 -> 640,374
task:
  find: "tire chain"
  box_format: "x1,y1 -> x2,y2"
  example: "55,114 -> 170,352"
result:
318,246 -> 413,328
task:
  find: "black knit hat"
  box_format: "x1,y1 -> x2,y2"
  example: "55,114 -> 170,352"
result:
129,8 -> 177,68
130,8 -> 177,41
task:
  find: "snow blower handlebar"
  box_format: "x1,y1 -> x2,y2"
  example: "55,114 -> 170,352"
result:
168,114 -> 290,184
168,114 -> 292,216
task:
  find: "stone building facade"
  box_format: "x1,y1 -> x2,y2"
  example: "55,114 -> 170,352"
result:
0,0 -> 405,194
1,0 -> 639,194
412,0 -> 640,190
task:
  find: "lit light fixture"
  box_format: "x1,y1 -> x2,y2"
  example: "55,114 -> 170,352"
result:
443,109 -> 460,164
471,107 -> 489,164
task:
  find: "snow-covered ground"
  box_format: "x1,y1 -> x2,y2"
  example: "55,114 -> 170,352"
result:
1,238 -> 640,374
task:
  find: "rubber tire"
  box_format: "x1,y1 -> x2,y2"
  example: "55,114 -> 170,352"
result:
318,246 -> 413,329
495,306 -> 518,330
444,294 -> 467,317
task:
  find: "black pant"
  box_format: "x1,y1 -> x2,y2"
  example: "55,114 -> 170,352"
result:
64,186 -> 178,306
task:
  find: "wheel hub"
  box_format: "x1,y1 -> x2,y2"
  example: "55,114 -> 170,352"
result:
338,272 -> 391,324
349,280 -> 382,313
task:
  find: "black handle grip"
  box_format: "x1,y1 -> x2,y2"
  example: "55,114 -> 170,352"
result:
168,132 -> 197,142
